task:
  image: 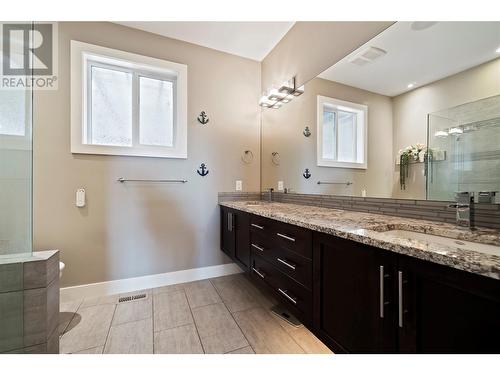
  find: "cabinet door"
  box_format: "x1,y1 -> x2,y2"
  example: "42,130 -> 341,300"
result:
397,255 -> 500,353
234,211 -> 250,269
313,233 -> 397,353
220,207 -> 235,259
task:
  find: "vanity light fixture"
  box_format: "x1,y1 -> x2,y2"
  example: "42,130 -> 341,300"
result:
259,95 -> 277,108
259,77 -> 304,109
434,130 -> 449,138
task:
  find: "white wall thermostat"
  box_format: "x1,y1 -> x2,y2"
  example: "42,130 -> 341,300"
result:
76,188 -> 86,207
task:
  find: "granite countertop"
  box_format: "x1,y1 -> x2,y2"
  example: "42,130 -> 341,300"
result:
220,201 -> 500,280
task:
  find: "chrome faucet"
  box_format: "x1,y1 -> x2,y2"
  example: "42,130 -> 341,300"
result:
448,192 -> 474,228
267,188 -> 274,202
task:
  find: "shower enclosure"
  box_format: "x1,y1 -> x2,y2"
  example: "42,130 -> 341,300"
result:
427,95 -> 500,203
0,22 -> 33,352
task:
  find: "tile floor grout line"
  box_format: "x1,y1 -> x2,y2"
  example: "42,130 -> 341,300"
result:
72,345 -> 103,354
185,290 -> 206,354
210,277 -> 258,354
189,300 -> 227,312
60,299 -> 84,337
153,322 -> 194,334
229,307 -> 258,354
102,303 -> 118,353
151,292 -> 155,354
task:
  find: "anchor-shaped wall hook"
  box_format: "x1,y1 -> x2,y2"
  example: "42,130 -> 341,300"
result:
197,163 -> 209,177
303,126 -> 311,137
303,168 -> 311,179
197,111 -> 209,125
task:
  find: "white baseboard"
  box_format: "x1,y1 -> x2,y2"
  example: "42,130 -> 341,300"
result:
60,263 -> 243,302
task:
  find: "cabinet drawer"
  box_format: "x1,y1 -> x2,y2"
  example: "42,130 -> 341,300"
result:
269,247 -> 312,290
250,215 -> 274,235
251,254 -> 312,321
251,240 -> 312,289
273,221 -> 312,259
250,231 -> 271,256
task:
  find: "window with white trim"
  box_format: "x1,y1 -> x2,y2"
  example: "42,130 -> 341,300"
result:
71,41 -> 187,158
317,95 -> 367,169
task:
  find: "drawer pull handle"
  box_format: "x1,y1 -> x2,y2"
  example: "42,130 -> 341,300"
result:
251,243 -> 264,252
379,266 -> 384,318
276,233 -> 296,242
252,267 -> 265,279
251,224 -> 264,230
277,257 -> 296,270
278,288 -> 297,305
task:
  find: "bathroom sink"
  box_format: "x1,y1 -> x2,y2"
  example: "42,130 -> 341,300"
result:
380,230 -> 500,256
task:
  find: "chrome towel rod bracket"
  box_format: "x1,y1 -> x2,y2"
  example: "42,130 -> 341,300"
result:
117,178 -> 187,183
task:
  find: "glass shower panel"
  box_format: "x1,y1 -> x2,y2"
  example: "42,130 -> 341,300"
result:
0,88 -> 32,257
0,21 -> 34,353
427,95 -> 500,203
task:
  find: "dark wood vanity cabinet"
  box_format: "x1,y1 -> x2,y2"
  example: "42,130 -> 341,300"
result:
397,255 -> 500,353
220,206 -> 250,270
313,232 -> 500,354
313,233 -> 398,353
220,206 -> 500,353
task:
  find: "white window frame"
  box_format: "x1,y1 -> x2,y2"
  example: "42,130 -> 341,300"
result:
317,95 -> 368,169
71,40 -> 187,158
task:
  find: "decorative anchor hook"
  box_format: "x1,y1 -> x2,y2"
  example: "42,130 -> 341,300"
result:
197,111 -> 209,125
303,126 -> 311,137
303,168 -> 311,179
197,163 -> 209,177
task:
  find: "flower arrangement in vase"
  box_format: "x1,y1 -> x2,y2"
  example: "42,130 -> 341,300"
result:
399,143 -> 426,190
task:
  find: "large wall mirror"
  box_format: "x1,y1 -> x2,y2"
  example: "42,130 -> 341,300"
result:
261,21 -> 500,202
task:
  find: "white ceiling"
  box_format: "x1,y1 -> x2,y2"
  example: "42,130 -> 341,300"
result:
319,22 -> 500,97
115,22 -> 295,61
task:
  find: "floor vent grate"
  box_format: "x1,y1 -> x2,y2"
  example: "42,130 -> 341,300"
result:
118,293 -> 147,303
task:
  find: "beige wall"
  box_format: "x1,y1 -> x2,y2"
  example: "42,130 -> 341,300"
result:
261,22 -> 394,90
392,58 -> 500,199
33,22 -> 261,287
262,77 -> 394,197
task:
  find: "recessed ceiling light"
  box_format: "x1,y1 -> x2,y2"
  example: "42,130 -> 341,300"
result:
407,83 -> 415,89
434,130 -> 448,138
496,47 -> 500,53
449,127 -> 463,135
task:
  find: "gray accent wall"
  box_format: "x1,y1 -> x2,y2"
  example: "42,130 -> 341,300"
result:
33,22 -> 261,287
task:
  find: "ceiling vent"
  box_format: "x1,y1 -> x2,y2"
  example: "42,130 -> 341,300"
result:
349,46 -> 387,66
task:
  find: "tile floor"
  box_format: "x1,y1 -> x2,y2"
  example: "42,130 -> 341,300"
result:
59,273 -> 332,354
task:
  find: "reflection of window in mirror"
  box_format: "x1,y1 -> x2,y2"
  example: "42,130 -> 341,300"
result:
317,95 -> 367,169
0,87 -> 31,150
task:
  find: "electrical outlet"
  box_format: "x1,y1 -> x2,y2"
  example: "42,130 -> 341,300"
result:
361,189 -> 367,197
278,181 -> 284,191
236,180 -> 242,191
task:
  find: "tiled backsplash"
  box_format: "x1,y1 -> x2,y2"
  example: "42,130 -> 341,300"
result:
218,192 -> 262,202
218,192 -> 500,230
